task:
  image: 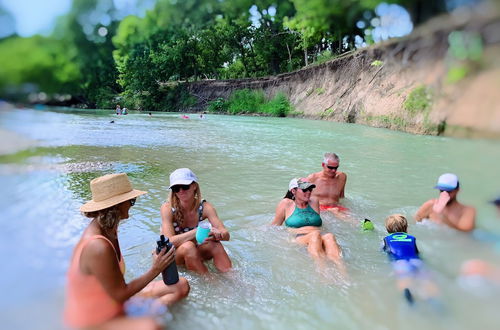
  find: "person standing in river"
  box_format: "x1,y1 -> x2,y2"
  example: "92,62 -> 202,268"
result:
415,173 -> 476,232
306,152 -> 348,214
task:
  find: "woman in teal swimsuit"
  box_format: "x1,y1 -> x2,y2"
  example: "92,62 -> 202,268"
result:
272,178 -> 343,265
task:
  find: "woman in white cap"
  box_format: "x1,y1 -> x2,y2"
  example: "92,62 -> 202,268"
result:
65,173 -> 189,330
272,178 -> 343,267
160,168 -> 232,274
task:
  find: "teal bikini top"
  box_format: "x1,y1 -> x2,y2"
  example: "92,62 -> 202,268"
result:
285,204 -> 322,228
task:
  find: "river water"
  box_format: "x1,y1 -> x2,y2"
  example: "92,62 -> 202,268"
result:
0,107 -> 499,330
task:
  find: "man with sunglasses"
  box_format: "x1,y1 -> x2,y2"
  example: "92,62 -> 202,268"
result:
306,152 -> 348,213
415,173 -> 476,232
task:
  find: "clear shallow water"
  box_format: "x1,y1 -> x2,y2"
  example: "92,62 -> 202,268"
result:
0,107 -> 499,329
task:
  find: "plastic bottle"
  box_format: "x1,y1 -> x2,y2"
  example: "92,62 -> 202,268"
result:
156,235 -> 179,285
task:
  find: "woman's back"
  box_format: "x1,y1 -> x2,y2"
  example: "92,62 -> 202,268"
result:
64,235 -> 124,328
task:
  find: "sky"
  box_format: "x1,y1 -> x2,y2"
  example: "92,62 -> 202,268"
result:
2,0 -> 72,37
1,0 -> 154,37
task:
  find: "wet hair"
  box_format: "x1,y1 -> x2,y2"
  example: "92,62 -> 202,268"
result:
385,214 -> 408,233
169,182 -> 201,227
83,205 -> 121,231
323,152 -> 340,163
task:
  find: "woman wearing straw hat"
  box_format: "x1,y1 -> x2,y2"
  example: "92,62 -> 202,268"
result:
160,168 -> 232,274
64,173 -> 189,329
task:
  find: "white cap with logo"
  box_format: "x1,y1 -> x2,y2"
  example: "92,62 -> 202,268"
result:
169,168 -> 198,188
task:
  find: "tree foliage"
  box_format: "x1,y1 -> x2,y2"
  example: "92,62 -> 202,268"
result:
0,0 -> 451,109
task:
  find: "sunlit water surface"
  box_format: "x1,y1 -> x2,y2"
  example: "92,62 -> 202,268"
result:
0,108 -> 499,329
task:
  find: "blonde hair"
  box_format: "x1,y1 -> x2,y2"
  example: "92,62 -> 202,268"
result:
385,214 -> 408,233
169,182 -> 201,227
83,205 -> 121,231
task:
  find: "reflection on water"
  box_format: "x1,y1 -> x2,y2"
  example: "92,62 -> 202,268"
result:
0,108 -> 499,329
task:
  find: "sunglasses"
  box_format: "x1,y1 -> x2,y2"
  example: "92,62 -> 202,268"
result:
301,187 -> 314,193
172,184 -> 191,193
326,165 -> 339,170
129,198 -> 136,206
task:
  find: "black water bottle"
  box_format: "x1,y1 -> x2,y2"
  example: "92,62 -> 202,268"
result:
156,235 -> 179,285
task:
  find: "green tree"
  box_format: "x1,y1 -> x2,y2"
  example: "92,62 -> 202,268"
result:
0,36 -> 80,96
54,0 -> 121,107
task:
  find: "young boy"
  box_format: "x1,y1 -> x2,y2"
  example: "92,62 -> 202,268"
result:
383,214 -> 439,305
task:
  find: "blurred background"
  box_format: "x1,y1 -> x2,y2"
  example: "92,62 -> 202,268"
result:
0,0 -> 497,110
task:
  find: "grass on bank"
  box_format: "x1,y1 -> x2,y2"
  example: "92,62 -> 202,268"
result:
403,85 -> 432,115
207,89 -> 292,117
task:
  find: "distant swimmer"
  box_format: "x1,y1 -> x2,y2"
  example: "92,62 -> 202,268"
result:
109,120 -> 115,123
306,152 -> 348,214
115,104 -> 121,115
415,173 -> 476,232
148,112 -> 152,117
181,115 -> 189,119
383,214 -> 440,305
122,107 -> 127,115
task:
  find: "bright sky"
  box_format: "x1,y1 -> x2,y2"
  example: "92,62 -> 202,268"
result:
1,0 -> 152,37
2,0 -> 72,37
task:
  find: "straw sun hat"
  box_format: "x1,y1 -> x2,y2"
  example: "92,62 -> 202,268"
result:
80,173 -> 147,212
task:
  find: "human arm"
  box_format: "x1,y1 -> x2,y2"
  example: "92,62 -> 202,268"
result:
415,200 -> 433,222
271,199 -> 288,226
203,202 -> 230,241
80,238 -> 175,303
160,203 -> 196,247
339,172 -> 346,198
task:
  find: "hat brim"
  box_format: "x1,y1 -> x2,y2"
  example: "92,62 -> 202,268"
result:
490,199 -> 500,205
169,179 -> 195,189
434,185 -> 456,192
80,189 -> 147,212
297,183 -> 316,190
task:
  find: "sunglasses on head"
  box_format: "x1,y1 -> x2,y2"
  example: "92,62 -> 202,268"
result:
172,184 -> 191,193
326,165 -> 339,170
129,198 -> 136,206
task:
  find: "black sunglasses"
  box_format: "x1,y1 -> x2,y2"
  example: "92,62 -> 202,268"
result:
326,165 -> 339,170
129,198 -> 136,206
301,187 -> 314,193
172,184 -> 191,193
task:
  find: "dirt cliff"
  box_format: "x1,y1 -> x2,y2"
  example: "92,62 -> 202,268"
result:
187,8 -> 500,138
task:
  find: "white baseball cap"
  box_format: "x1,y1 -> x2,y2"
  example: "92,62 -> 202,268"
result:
289,178 -> 316,191
434,173 -> 459,192
169,168 -> 198,188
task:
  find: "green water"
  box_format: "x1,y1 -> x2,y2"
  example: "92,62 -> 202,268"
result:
0,107 -> 499,329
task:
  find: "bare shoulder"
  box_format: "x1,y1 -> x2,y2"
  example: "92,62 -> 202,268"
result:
278,198 -> 293,208
83,237 -> 114,258
160,203 -> 174,221
337,171 -> 347,180
203,201 -> 218,214
307,172 -> 321,182
417,199 -> 435,215
160,202 -> 172,213
464,205 -> 477,215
